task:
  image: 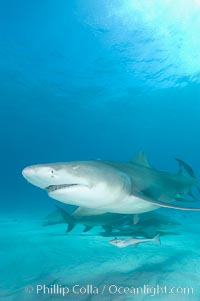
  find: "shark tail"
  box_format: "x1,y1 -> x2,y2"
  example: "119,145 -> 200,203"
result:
175,158 -> 196,178
153,233 -> 161,244
55,205 -> 76,232
175,158 -> 200,198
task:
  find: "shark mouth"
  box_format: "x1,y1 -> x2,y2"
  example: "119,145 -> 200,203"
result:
46,184 -> 79,192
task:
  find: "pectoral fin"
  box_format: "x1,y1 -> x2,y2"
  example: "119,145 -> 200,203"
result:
136,193 -> 200,211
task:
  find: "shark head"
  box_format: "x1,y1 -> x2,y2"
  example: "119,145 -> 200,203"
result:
22,161 -> 131,208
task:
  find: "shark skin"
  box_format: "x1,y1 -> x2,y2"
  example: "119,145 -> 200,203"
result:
22,151 -> 200,215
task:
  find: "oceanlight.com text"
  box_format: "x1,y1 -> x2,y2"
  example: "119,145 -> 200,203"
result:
25,283 -> 194,297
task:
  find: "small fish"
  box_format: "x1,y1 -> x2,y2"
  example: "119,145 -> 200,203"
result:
109,234 -> 160,248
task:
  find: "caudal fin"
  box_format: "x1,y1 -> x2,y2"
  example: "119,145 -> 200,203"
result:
175,158 -> 196,178
175,158 -> 200,199
55,205 -> 76,232
153,233 -> 161,244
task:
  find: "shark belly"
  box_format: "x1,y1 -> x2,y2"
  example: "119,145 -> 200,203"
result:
100,195 -> 159,214
48,185 -> 159,214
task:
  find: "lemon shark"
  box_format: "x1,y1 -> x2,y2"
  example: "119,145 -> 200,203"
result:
43,205 -> 131,232
44,206 -> 180,237
22,151 -> 200,215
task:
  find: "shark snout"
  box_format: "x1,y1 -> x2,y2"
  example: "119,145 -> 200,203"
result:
22,165 -> 52,189
22,166 -> 35,179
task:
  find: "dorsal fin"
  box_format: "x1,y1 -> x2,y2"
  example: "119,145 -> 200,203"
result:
131,151 -> 151,168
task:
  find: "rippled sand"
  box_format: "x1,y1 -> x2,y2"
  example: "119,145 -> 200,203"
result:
1,209 -> 200,301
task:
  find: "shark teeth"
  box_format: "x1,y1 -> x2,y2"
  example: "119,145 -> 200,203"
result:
46,184 -> 78,192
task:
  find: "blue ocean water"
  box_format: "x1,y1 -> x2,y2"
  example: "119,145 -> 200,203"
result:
1,0 -> 200,300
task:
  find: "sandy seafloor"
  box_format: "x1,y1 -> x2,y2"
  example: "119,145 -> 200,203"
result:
2,1 -> 200,300
1,207 -> 200,301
